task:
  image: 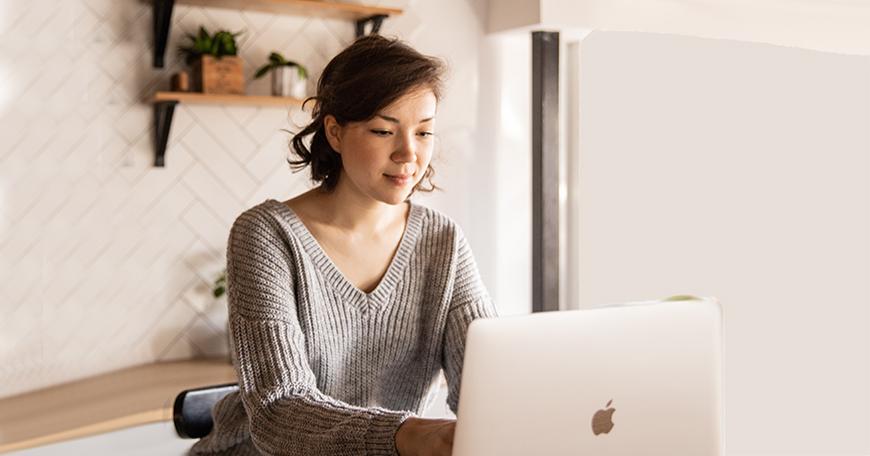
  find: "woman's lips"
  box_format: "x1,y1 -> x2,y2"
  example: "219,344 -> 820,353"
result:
385,174 -> 412,186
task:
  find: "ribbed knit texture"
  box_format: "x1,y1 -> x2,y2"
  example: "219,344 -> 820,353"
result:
188,198 -> 499,455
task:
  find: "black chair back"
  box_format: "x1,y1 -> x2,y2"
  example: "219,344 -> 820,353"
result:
173,383 -> 239,438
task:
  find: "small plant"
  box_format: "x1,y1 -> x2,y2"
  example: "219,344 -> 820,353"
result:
254,52 -> 308,80
213,269 -> 227,298
178,26 -> 244,65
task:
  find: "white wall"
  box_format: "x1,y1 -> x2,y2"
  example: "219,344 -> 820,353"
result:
0,0 -> 535,406
574,30 -> 870,455
406,0 -> 532,320
478,31 -> 532,318
489,0 -> 870,56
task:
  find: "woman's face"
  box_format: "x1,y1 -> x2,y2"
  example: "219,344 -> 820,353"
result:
325,86 -> 437,206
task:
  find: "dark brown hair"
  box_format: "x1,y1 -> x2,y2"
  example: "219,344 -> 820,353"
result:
287,34 -> 447,196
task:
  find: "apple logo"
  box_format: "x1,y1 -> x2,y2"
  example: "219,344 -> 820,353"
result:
591,399 -> 616,435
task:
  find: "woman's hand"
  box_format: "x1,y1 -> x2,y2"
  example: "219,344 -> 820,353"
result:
395,416 -> 456,456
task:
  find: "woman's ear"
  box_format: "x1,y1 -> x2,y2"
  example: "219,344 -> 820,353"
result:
323,114 -> 342,154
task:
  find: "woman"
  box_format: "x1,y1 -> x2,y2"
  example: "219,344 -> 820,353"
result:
189,34 -> 498,456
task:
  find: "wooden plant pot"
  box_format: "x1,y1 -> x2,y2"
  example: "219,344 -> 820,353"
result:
192,55 -> 245,95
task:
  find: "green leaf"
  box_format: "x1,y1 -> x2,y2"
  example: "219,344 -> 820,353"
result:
661,295 -> 700,302
178,26 -> 245,61
254,63 -> 273,79
195,34 -> 211,53
210,38 -> 219,56
222,33 -> 237,55
213,286 -> 225,298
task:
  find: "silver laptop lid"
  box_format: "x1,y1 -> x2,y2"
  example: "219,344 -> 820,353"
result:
452,296 -> 723,456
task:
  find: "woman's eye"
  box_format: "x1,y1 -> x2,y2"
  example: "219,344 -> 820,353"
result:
370,129 -> 433,138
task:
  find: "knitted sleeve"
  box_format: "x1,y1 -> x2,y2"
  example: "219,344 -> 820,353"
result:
441,225 -> 500,415
226,208 -> 415,456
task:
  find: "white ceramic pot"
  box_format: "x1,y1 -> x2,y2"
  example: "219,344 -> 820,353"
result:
271,65 -> 307,98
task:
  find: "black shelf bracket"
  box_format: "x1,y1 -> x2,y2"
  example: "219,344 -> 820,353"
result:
154,101 -> 178,167
355,14 -> 387,38
153,0 -> 175,68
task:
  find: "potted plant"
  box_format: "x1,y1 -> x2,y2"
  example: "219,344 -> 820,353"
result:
254,52 -> 308,98
178,26 -> 245,95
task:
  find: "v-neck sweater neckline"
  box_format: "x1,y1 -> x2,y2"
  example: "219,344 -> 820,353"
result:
266,198 -> 424,312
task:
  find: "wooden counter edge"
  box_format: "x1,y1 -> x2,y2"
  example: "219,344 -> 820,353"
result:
0,359 -> 237,453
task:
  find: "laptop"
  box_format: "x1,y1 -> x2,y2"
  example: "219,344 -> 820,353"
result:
452,295 -> 723,456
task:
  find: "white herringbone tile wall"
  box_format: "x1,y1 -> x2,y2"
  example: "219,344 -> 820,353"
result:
0,0 -> 492,416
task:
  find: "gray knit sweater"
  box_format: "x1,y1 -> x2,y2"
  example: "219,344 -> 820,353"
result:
188,198 -> 499,455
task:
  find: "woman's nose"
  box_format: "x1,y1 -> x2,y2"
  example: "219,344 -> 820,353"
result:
392,134 -> 417,162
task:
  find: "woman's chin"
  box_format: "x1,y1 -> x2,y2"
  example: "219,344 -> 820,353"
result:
382,194 -> 409,205
375,189 -> 411,205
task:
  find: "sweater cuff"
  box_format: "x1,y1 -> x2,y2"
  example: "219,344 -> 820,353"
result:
365,409 -> 416,456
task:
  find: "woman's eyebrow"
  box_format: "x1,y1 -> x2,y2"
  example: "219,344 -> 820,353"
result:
376,114 -> 434,124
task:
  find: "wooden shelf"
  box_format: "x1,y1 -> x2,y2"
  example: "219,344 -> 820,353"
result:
0,359 -> 236,453
154,91 -> 306,107
152,91 -> 307,166
174,0 -> 402,21
152,0 -> 401,68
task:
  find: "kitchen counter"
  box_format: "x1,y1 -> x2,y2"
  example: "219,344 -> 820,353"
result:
0,359 -> 236,453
